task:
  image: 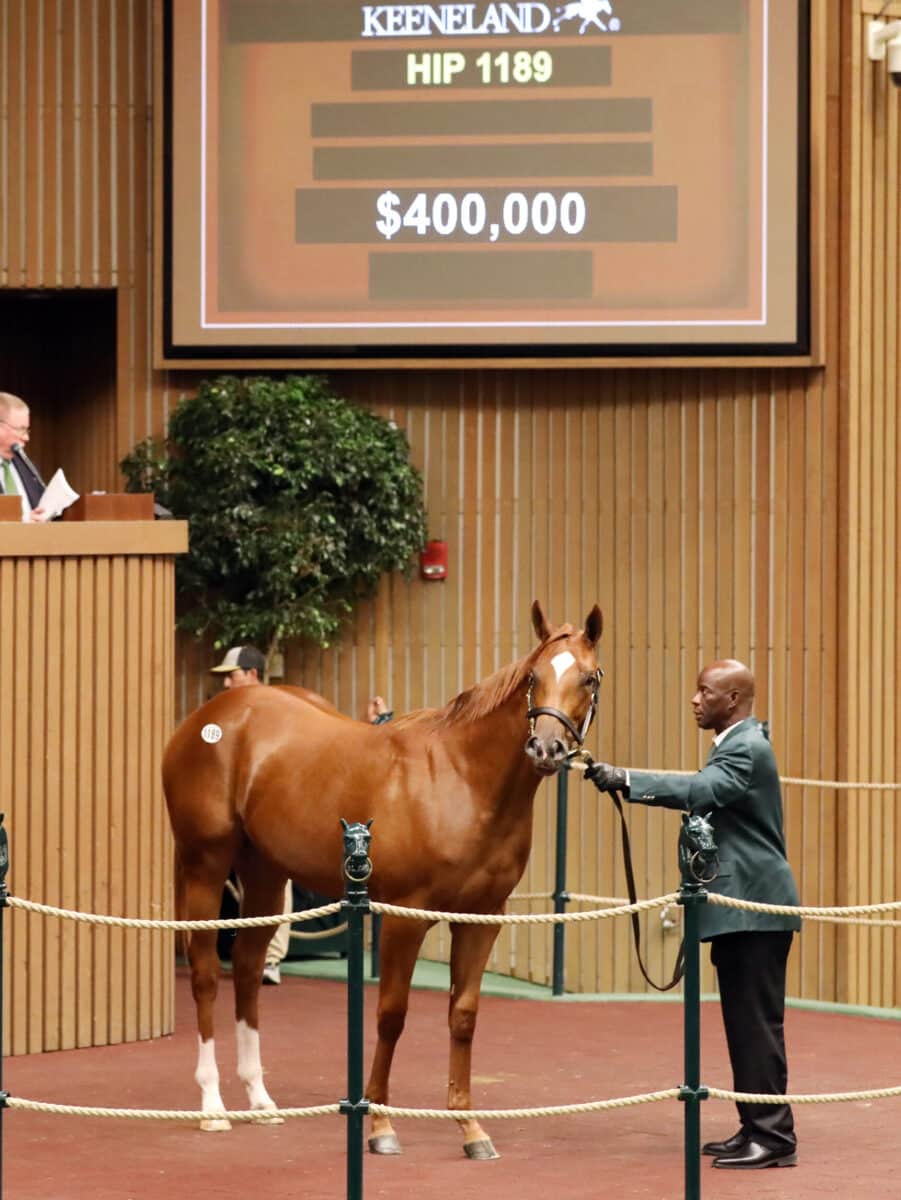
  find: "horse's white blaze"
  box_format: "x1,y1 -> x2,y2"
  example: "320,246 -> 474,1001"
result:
550,651 -> 576,681
195,1037 -> 226,1113
236,1020 -> 276,1110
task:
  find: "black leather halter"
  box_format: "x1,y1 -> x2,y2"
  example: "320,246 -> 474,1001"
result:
526,667 -> 603,746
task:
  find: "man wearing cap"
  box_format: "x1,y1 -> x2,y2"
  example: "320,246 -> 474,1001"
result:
0,391 -> 48,522
209,644 -> 267,689
209,646 -> 393,983
210,645 -> 291,983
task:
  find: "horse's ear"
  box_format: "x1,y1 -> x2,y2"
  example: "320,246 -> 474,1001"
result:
531,600 -> 553,643
584,605 -> 603,647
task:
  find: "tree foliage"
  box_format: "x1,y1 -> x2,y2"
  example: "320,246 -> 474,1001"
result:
120,375 -> 427,651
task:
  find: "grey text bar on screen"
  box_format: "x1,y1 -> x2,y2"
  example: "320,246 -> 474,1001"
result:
312,99 -> 651,139
369,250 -> 594,302
314,143 -> 653,181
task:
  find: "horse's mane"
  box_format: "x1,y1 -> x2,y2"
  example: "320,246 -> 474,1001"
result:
392,626 -> 575,731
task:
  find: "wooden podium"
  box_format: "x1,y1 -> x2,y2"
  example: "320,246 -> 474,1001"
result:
0,492 -> 155,523
0,519 -> 188,1054
64,493 -> 155,521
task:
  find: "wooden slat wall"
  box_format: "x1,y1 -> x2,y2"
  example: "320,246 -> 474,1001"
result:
838,1 -> 901,1008
3,0 -> 901,1012
0,544 -> 176,1055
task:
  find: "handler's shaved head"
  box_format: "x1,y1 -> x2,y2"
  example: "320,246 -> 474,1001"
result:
691,659 -> 755,734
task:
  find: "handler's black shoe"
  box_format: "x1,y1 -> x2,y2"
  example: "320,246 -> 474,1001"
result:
712,1140 -> 797,1169
702,1131 -> 747,1157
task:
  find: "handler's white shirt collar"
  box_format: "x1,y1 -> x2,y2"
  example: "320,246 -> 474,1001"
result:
713,719 -> 746,747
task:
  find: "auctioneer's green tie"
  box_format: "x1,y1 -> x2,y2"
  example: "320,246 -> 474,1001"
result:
1,457 -> 17,496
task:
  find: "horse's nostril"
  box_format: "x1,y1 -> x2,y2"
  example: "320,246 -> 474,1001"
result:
525,736 -> 546,760
550,739 -> 567,760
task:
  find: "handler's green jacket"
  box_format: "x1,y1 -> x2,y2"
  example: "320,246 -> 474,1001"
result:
627,717 -> 801,942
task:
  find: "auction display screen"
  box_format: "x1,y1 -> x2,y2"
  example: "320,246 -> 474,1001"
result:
162,0 -> 809,362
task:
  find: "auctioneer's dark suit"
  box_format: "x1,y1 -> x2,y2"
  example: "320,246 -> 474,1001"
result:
628,717 -> 801,1151
0,449 -> 45,509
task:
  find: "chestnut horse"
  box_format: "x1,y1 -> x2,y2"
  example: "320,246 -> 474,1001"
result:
163,601 -> 603,1159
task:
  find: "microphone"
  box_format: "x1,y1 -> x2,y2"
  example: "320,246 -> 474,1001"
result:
11,442 -> 46,490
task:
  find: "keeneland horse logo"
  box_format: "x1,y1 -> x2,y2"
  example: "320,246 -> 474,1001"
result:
553,0 -> 614,34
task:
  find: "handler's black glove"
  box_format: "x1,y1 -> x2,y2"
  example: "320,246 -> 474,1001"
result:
584,759 -> 629,794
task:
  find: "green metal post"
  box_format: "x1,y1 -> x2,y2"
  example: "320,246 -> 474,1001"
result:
0,814 -> 9,1200
679,881 -> 707,1200
340,821 -> 372,1200
676,813 -> 718,1200
369,912 -> 381,980
551,766 -> 570,996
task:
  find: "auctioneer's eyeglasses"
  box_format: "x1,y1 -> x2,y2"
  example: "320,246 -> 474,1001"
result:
0,419 -> 30,436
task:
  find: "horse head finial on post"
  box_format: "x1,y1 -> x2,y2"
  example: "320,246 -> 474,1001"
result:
341,818 -> 374,888
678,812 -> 719,888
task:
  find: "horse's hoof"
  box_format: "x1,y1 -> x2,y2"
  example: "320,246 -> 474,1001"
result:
251,1111 -> 284,1125
200,1118 -> 232,1133
464,1138 -> 499,1161
368,1133 -> 403,1155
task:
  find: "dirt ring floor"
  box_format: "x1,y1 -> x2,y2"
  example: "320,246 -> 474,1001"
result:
7,965 -> 900,1200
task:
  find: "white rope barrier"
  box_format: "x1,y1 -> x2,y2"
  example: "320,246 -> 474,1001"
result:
1,1093 -> 680,1123
780,778 -> 901,790
10,891 -> 901,929
621,768 -> 901,790
368,1092 -> 681,1120
11,1080 -> 901,1124
290,923 -> 349,941
707,1085 -> 901,1104
5,896 -> 342,930
5,1098 -> 340,1121
369,896 -> 679,925
707,893 -> 901,919
3,894 -> 678,929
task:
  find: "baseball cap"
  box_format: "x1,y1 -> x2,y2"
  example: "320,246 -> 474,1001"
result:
209,645 -> 266,676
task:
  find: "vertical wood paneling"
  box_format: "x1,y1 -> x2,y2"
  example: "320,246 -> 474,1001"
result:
0,538 -> 177,1056
838,1 -> 901,1008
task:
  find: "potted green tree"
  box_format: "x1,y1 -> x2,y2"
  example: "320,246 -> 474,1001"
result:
120,374 -> 427,666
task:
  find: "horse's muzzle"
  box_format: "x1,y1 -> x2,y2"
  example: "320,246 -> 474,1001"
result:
525,735 -> 568,774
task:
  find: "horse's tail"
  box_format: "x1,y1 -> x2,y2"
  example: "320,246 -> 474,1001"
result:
173,847 -> 190,960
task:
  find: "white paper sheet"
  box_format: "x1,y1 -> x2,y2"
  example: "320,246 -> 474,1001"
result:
38,468 -> 80,518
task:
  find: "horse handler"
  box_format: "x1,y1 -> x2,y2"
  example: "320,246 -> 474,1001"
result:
584,659 -> 801,1170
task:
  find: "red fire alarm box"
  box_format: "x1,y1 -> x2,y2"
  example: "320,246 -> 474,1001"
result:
420,539 -> 448,581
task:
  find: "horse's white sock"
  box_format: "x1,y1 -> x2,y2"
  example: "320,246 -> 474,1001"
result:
195,1037 -> 226,1115
236,1020 -> 277,1110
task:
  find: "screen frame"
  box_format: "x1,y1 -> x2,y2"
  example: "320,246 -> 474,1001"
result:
157,0 -> 811,368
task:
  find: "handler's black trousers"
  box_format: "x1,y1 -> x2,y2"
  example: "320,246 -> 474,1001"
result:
710,930 -> 795,1150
